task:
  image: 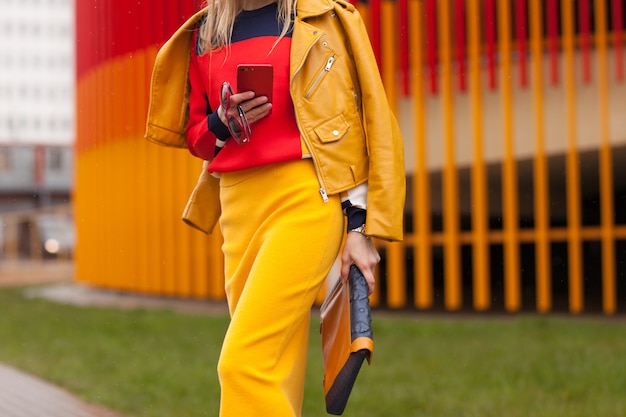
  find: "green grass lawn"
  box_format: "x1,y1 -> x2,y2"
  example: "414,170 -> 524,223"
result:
1,286 -> 626,417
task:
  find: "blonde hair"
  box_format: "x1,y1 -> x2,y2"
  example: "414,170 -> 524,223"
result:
198,0 -> 296,54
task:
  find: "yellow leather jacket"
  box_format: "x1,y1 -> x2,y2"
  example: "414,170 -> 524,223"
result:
145,0 -> 405,241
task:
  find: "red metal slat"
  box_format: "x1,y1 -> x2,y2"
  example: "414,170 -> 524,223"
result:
426,0 -> 438,94
75,0 -> 95,79
516,0 -> 528,87
129,0 -> 151,52
371,0 -> 382,69
151,2 -> 167,46
166,1 -> 181,41
547,0 -> 560,85
119,0 -> 137,56
485,0 -> 496,90
95,0 -> 189,63
96,0 -> 109,66
138,1 -> 151,48
399,0 -> 410,96
613,0 -> 624,80
109,0 -> 120,58
579,0 -> 591,83
454,0 -> 466,92
182,0 -> 197,17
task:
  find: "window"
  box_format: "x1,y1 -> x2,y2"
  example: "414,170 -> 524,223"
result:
1,21 -> 12,36
47,147 -> 63,172
0,148 -> 10,171
61,118 -> 71,131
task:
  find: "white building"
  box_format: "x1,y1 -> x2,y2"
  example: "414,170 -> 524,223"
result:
0,0 -> 74,146
0,0 -> 74,231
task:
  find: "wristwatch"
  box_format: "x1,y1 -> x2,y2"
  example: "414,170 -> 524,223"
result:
349,224 -> 369,238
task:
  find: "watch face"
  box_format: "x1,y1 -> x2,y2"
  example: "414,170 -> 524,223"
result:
351,225 -> 366,234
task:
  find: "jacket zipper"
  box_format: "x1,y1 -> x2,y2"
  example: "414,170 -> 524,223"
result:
291,34 -> 330,203
304,55 -> 336,99
307,56 -> 335,201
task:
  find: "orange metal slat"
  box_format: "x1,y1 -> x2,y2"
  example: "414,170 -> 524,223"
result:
160,151 -> 178,296
498,0 -> 522,312
439,0 -> 462,310
134,50 -> 152,294
381,0 -> 406,309
409,0 -> 433,310
595,0 -> 617,314
562,0 -> 584,314
467,0 -> 490,311
530,0 -> 552,313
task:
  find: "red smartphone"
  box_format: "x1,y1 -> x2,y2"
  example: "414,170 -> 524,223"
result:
237,64 -> 273,103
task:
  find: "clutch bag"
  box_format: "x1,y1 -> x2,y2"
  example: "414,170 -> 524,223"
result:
320,265 -> 373,415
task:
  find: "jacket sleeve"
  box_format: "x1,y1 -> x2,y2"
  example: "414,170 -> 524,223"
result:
341,5 -> 406,241
186,32 -> 230,160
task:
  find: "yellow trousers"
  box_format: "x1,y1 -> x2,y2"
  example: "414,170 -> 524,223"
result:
218,159 -> 344,417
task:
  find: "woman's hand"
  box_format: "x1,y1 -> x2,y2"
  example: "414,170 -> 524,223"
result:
340,231 -> 380,294
217,91 -> 272,126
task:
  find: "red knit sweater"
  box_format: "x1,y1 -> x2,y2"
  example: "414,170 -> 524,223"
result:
186,5 -> 304,173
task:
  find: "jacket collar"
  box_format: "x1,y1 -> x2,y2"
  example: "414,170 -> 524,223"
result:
181,8 -> 207,31
296,0 -> 336,19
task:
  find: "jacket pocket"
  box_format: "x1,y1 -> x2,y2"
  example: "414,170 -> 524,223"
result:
314,113 -> 350,143
304,55 -> 336,99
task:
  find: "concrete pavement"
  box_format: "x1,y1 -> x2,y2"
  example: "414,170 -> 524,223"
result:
0,360 -> 126,417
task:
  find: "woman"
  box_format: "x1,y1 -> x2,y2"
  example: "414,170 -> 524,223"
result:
145,0 -> 405,414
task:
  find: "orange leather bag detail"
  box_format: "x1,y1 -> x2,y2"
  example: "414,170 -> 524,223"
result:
320,265 -> 373,415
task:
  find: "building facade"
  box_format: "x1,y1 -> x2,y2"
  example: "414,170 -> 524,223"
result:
0,0 -> 74,146
0,0 -> 74,208
0,0 -> 74,257
74,0 -> 626,314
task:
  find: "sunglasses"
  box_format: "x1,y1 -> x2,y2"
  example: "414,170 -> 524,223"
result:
221,81 -> 252,144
